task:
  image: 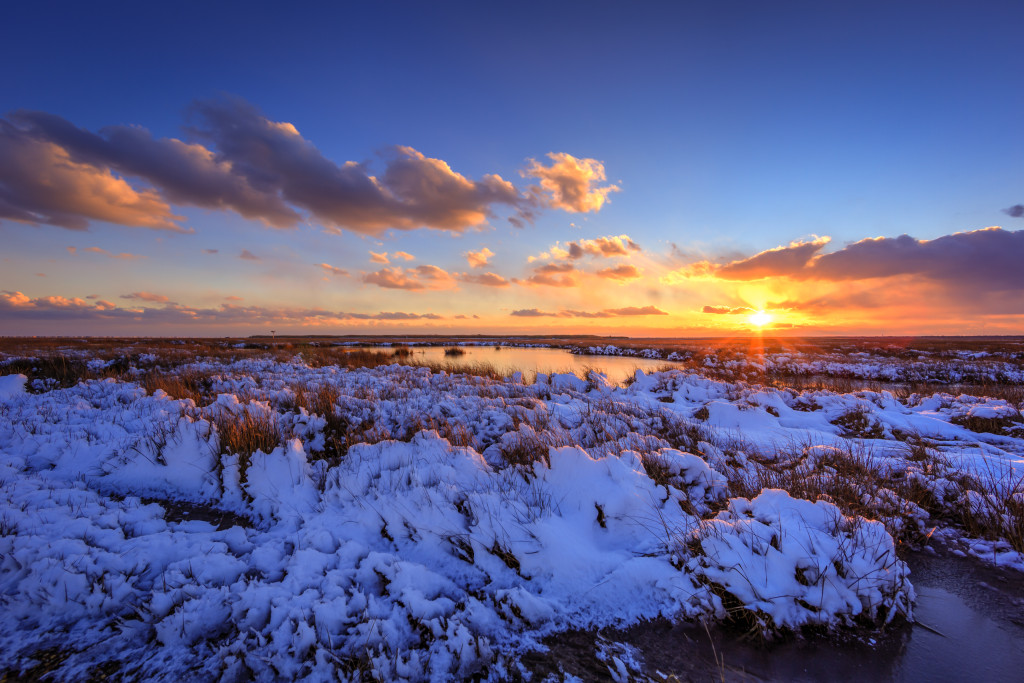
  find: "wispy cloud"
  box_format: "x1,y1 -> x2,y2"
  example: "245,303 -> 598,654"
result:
511,306 -> 666,318
76,246 -> 144,260
702,305 -> 755,315
2,290 -> 446,326
120,291 -> 172,303
239,249 -> 261,261
369,251 -> 390,264
317,263 -> 349,276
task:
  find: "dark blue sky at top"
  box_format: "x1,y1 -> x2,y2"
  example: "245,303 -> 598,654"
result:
4,0 -> 1023,251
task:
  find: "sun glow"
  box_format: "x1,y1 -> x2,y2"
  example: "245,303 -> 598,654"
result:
749,310 -> 773,327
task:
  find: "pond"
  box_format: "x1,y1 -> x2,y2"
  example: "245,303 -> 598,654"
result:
342,345 -> 683,385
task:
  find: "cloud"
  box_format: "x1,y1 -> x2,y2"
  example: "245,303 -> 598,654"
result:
120,291 -> 171,303
596,264 -> 642,281
392,251 -> 415,261
203,248 -> 219,254
348,311 -> 443,321
465,247 -> 494,268
3,98 -> 549,235
606,306 -> 667,316
458,272 -> 510,287
1,289 -> 448,327
369,251 -> 390,264
239,249 -> 261,261
523,262 -> 580,287
8,109 -> 298,228
550,235 -> 641,260
715,236 -> 831,280
510,306 -> 666,318
524,152 -> 619,213
188,99 -> 529,233
1004,205 -> 1024,218
714,228 -> 1024,296
317,263 -> 349,276
0,119 -> 185,231
702,305 -> 756,315
79,246 -> 144,260
803,228 -> 1024,291
510,308 -> 554,317
362,264 -> 455,290
224,295 -> 244,301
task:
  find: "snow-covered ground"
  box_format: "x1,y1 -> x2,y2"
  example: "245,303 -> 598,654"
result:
1,351 -> 1023,680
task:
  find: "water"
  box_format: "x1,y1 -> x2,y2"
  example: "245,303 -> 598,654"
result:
579,550 -> 1024,682
344,345 -> 682,385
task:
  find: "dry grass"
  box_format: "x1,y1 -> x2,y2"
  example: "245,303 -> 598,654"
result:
831,407 -> 886,439
955,464 -> 1024,553
141,369 -> 213,404
214,411 -> 281,474
728,442 -> 942,549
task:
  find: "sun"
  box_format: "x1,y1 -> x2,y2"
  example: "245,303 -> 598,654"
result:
749,310 -> 773,327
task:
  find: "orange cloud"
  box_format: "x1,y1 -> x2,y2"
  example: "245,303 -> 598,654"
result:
318,263 -> 349,276
549,235 -> 641,260
120,291 -> 172,303
523,263 -> 580,287
362,265 -> 455,290
370,251 -> 390,264
465,247 -> 495,268
702,305 -> 756,315
458,272 -> 511,287
716,236 -> 831,280
596,264 -> 642,281
524,152 -> 620,213
80,246 -> 144,260
0,130 -> 185,231
510,306 -> 667,318
391,251 -> 415,261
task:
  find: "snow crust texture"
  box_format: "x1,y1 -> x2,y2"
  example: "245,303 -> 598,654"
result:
2,355 -> 1021,680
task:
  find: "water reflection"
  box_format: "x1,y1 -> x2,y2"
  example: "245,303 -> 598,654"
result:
344,345 -> 682,385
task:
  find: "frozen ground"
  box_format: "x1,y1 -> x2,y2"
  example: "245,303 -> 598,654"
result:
1,347 -> 1023,680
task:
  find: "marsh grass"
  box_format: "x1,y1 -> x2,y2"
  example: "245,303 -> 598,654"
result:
955,462 -> 1024,553
213,411 -> 282,483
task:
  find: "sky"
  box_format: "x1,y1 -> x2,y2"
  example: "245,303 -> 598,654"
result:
2,0 -> 1023,337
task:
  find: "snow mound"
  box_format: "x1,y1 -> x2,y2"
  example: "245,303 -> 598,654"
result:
0,373 -> 27,399
688,489 -> 914,632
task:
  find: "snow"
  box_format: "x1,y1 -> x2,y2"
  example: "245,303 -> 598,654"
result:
0,373 -> 27,399
1,351 -> 1022,679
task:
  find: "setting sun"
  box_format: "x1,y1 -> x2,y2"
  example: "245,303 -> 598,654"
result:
749,310 -> 773,327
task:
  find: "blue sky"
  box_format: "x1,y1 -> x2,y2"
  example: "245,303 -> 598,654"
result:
2,1 -> 1023,335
